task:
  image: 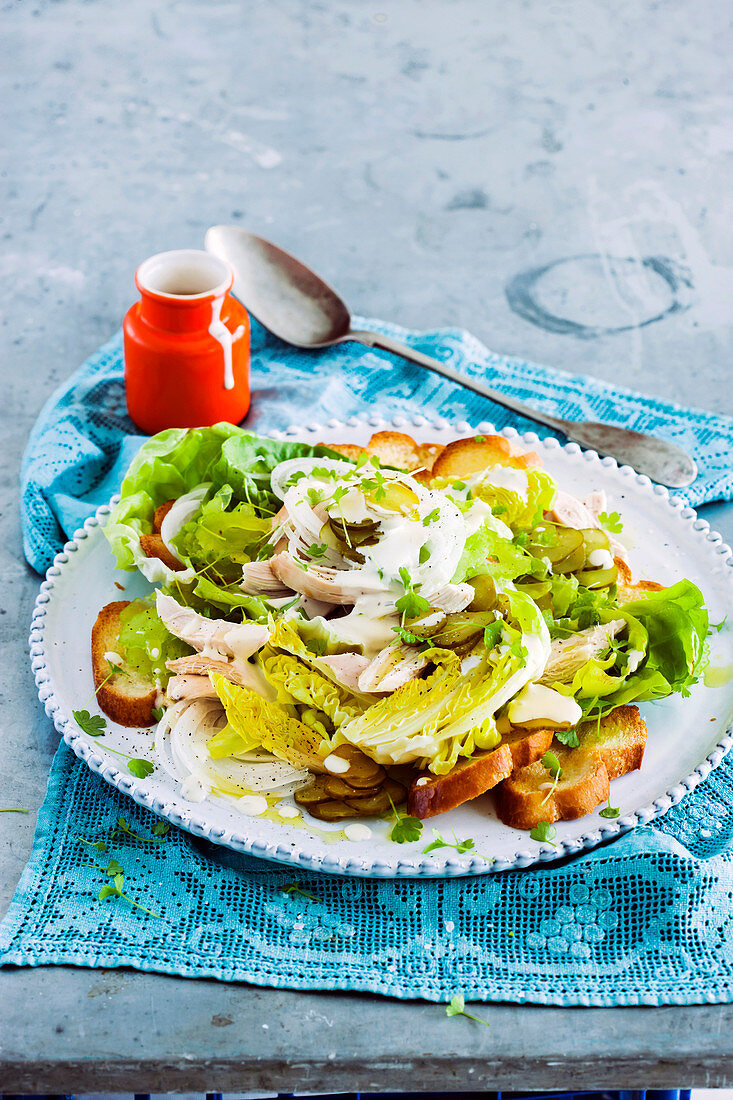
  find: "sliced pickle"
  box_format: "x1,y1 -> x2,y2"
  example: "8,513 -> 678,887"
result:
294,777 -> 332,807
345,778 -> 406,815
530,525 -> 583,563
344,789 -> 391,815
325,775 -> 382,799
434,611 -> 497,648
581,527 -> 610,556
515,580 -> 552,599
552,541 -> 587,575
468,574 -> 497,611
365,480 -> 419,517
325,744 -> 385,787
575,564 -> 618,589
307,799 -> 356,822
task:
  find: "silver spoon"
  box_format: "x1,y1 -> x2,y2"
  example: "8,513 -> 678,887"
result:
205,226 -> 698,488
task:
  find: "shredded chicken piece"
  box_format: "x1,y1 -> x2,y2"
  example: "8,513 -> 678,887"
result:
318,653 -> 372,692
241,560 -> 294,597
357,644 -> 430,693
270,551 -> 384,604
156,592 -> 268,659
423,582 -> 474,614
166,674 -> 218,702
540,619 -> 626,684
548,490 -> 597,530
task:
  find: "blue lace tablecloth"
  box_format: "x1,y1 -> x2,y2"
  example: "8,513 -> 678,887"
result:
6,318 -> 733,1004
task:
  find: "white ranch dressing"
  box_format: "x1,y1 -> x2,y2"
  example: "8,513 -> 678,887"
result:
237,794 -> 269,816
506,682 -> 582,727
344,823 -> 372,841
209,296 -> 235,389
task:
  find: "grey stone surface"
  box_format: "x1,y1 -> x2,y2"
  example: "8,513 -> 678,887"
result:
1,0 -> 732,1090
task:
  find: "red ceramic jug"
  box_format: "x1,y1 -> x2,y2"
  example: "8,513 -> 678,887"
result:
124,249 -> 251,434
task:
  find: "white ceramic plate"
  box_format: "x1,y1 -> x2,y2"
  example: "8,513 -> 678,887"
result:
30,416 -> 733,877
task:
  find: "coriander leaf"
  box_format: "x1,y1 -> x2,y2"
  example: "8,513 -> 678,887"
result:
306,487 -> 324,507
398,566 -> 412,589
395,591 -> 431,619
530,820 -> 558,847
422,507 -> 441,526
307,542 -> 329,558
305,637 -> 327,657
392,625 -> 432,648
151,705 -> 165,723
127,758 -> 154,779
286,470 -> 308,486
152,821 -> 170,837
541,751 -> 562,779
113,872 -> 125,891
474,435 -> 486,443
554,727 -> 579,748
355,452 -> 368,468
455,837 -> 476,854
598,510 -> 623,533
73,709 -> 107,737
419,544 -> 431,564
391,815 -> 423,843
422,833 -> 448,853
483,621 -> 503,649
387,793 -> 423,844
98,884 -> 118,901
106,858 -> 124,876
451,480 -> 467,491
599,804 -> 620,819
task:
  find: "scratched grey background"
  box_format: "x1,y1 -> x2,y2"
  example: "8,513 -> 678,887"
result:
2,0 -> 733,1090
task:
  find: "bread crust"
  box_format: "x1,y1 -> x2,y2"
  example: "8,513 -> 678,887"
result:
139,532 -> 185,572
91,600 -> 157,727
408,743 -> 514,819
495,705 -> 647,830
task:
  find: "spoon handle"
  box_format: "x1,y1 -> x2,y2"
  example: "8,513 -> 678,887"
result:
349,328 -> 571,433
348,329 -> 698,488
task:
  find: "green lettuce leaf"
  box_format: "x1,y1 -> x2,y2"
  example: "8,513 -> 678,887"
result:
105,423 -> 245,572
471,468 -> 556,530
337,591 -> 550,774
261,651 -> 366,730
117,596 -> 192,688
216,433 -> 352,515
550,579 -> 709,717
171,483 -> 271,579
207,673 -> 326,768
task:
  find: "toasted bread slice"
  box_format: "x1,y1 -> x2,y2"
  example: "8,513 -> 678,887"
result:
91,601 -> 157,727
495,705 -> 647,829
615,557 -> 665,605
408,743 -> 514,820
496,746 -> 610,829
139,532 -> 185,572
430,435 -> 542,481
327,443 -> 369,463
501,725 -> 555,770
153,499 -> 176,533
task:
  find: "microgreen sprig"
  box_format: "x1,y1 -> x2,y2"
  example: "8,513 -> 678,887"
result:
598,510 -> 623,533
281,881 -> 321,902
445,992 -> 490,1027
423,830 -> 493,863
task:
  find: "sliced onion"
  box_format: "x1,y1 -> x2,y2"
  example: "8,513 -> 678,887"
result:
160,482 -> 211,555
154,698 -> 309,800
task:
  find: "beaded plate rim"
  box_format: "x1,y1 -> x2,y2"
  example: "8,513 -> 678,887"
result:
29,415 -> 733,878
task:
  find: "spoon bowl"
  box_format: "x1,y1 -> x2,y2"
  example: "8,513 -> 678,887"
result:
205,225 -> 698,488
